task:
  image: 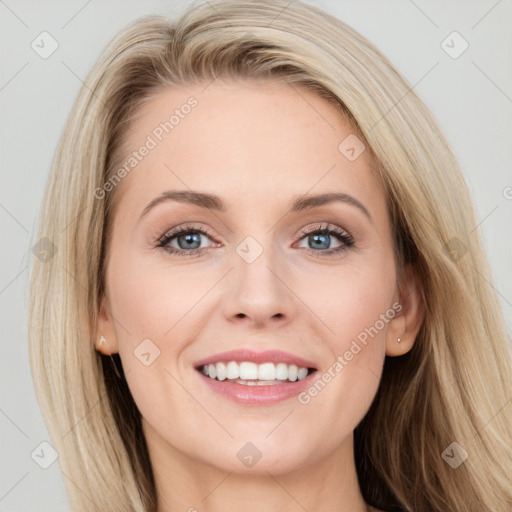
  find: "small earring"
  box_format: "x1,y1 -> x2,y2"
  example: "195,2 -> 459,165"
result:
397,337 -> 401,343
99,335 -> 106,347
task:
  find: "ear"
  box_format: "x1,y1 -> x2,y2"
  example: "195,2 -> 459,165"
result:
385,264 -> 425,357
95,294 -> 119,355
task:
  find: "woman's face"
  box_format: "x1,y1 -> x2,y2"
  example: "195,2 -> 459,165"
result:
99,78 -> 409,475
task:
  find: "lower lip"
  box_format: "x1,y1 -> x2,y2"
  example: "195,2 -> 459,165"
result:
196,369 -> 317,405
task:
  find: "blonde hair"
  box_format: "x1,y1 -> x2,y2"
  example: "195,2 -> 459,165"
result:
29,0 -> 512,510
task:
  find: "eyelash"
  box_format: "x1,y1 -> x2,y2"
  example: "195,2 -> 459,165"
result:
156,223 -> 355,258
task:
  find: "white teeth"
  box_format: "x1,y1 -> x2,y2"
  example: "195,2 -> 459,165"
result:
258,362 -> 276,380
297,367 -> 308,380
275,362 -> 288,380
239,362 -> 258,379
216,362 -> 227,381
200,361 -> 312,383
226,361 -> 239,379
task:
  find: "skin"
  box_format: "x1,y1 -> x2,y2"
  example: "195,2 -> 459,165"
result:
97,78 -> 425,512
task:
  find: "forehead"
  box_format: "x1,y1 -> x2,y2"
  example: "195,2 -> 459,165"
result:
114,78 -> 385,218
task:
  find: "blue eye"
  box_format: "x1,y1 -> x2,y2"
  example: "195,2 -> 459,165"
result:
157,224 -> 216,256
295,224 -> 355,257
157,223 -> 355,258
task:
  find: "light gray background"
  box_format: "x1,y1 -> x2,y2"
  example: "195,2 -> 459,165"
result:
1,1 -> 511,510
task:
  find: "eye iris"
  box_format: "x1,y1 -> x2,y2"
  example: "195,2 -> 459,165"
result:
309,233 -> 330,250
178,232 -> 201,249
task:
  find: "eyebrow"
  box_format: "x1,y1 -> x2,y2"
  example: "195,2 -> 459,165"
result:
140,190 -> 372,222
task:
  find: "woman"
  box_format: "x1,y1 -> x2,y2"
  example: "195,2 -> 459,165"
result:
29,0 -> 512,511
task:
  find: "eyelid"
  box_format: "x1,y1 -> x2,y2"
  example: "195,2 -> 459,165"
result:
296,222 -> 353,241
156,223 -> 218,246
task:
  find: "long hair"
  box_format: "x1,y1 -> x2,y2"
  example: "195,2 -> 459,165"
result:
28,1 -> 512,510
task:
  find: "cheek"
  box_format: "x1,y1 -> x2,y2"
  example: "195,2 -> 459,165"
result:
105,253 -> 218,402
299,250 -> 396,348
105,255 -> 202,423
296,255 -> 395,413
332,269 -> 395,347
107,252 -> 212,344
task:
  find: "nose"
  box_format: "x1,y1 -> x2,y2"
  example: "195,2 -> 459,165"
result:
222,245 -> 297,329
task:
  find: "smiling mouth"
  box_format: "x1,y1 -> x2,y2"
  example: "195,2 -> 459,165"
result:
195,361 -> 317,385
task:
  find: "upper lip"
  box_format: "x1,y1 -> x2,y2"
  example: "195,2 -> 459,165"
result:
194,349 -> 318,370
